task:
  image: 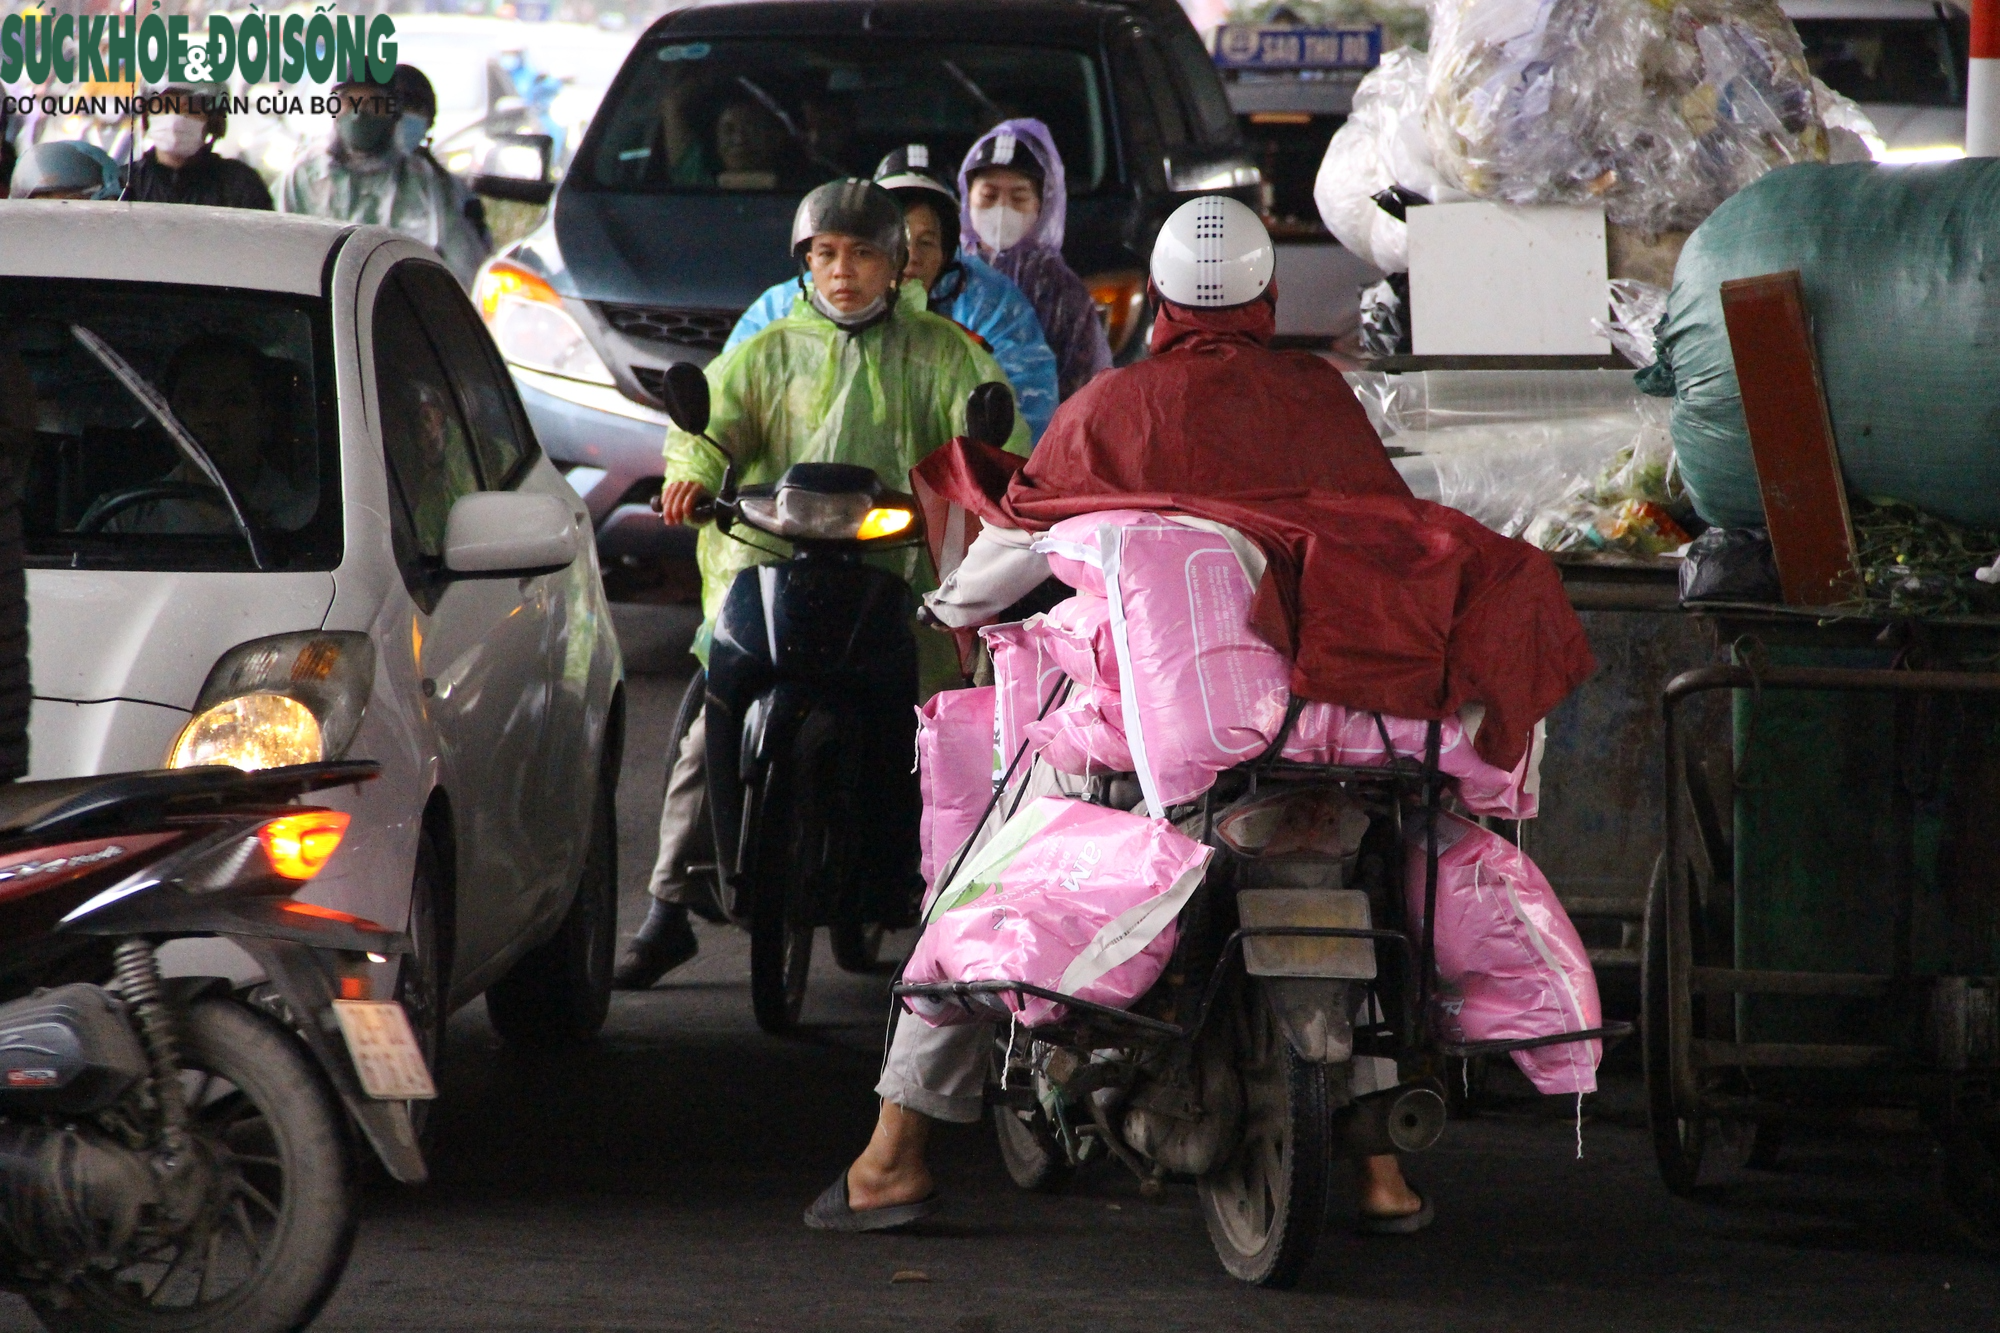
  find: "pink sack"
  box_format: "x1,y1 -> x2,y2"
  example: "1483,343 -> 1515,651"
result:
1032,509 -> 1174,596
1259,698 -> 1543,819
1035,594 -> 1119,690
1025,686 -> 1133,776
981,619 -> 1066,776
903,796 -> 1213,1027
1098,517 -> 1289,812
916,687 -> 998,906
1404,812 -> 1601,1094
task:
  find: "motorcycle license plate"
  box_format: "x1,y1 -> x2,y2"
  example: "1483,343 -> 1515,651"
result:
332,1000 -> 437,1100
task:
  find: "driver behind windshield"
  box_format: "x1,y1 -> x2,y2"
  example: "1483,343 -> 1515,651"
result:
616,179 -> 1030,991
92,336 -> 311,535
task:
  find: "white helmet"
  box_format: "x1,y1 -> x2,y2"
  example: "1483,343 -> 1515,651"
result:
1149,195 -> 1275,308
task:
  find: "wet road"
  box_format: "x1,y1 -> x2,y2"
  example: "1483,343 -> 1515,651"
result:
4,615 -> 1993,1331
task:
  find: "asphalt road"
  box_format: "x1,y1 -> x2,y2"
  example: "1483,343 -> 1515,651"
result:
3,610 -> 1993,1332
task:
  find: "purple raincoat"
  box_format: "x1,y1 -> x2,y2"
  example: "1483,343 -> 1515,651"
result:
958,119 -> 1114,401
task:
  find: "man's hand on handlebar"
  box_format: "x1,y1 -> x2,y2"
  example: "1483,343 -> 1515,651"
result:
657,480 -> 712,526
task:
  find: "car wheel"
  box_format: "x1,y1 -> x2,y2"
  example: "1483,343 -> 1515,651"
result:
398,829 -> 447,1146
486,768 -> 618,1045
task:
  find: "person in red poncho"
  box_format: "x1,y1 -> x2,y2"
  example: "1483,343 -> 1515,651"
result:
804,197 -> 1553,1238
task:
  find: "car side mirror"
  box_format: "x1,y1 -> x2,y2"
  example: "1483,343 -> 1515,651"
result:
965,381 -> 1015,449
471,133 -> 555,206
661,362 -> 712,437
442,491 -> 577,575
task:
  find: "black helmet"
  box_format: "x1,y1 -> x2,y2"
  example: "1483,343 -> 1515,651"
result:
790,178 -> 908,268
874,144 -> 960,260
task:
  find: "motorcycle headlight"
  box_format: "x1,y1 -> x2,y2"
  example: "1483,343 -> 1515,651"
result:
472,259 -> 616,387
166,632 -> 375,772
736,489 -> 918,543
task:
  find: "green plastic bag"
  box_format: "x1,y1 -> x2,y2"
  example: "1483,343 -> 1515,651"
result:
1654,159 -> 2000,529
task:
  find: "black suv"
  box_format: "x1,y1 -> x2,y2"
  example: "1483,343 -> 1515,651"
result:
481,0 -> 1256,573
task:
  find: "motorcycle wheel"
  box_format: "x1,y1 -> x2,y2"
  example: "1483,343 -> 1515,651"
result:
1197,981 -> 1331,1288
32,999 -> 357,1333
487,765 -> 618,1045
748,762 -> 815,1036
830,921 -> 885,974
993,1095 -> 1072,1193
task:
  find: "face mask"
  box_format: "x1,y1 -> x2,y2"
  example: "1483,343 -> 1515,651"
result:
809,287 -> 890,331
971,203 -> 1034,253
395,112 -> 431,155
147,114 -> 207,159
336,111 -> 397,157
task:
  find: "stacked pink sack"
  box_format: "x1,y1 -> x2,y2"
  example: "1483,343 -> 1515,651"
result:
1012,511 -> 1539,819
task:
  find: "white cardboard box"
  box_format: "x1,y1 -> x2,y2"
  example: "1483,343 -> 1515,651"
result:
1407,202 -> 1610,356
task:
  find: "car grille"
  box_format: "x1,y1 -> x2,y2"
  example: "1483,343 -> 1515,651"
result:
599,303 -> 742,353
630,366 -> 671,406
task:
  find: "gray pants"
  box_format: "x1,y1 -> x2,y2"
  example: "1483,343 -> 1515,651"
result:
648,714 -> 713,908
875,1010 -> 992,1124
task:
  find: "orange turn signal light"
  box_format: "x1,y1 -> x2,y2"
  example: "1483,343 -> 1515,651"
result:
857,506 -> 915,540
279,899 -> 391,932
472,258 -> 562,322
261,811 -> 352,881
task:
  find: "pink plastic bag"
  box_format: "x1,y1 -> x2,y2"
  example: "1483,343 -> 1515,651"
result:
1032,509 -> 1176,596
1259,698 -> 1543,819
916,687 -> 998,905
903,796 -> 1213,1027
1025,686 -> 1132,776
1035,594 -> 1119,690
1098,517 -> 1289,812
981,619 -> 1066,777
1404,812 -> 1601,1094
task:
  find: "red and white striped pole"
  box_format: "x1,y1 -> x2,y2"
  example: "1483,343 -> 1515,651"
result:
1971,0 -> 2000,157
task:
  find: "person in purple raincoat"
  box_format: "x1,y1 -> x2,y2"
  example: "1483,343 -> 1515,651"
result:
958,119 -> 1113,401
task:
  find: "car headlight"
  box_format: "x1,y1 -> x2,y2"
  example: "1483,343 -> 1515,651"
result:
735,488 -> 919,543
472,258 -> 616,386
166,632 -> 376,772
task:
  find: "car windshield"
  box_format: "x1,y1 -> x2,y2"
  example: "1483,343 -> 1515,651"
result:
579,37 -> 1109,195
1796,15 -> 1969,107
0,280 -> 340,573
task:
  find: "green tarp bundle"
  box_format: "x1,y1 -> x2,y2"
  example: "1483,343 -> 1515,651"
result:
1652,159 -> 2000,530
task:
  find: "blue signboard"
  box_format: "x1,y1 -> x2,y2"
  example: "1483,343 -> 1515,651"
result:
1212,24 -> 1382,71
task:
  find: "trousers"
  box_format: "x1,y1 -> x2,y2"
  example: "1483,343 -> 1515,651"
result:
648,714 -> 713,908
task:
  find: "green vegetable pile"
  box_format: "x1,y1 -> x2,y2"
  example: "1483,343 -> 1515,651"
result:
1846,498 -> 2000,618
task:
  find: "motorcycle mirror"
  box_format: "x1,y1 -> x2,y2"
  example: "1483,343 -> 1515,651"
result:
661,362 -> 712,437
965,381 -> 1015,449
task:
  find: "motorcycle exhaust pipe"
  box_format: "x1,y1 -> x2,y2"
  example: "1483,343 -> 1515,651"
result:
0,1121 -> 159,1268
1332,1083 -> 1448,1158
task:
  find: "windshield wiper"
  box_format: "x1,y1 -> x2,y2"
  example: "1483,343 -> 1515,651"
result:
68,325 -> 269,571
940,61 -> 1005,123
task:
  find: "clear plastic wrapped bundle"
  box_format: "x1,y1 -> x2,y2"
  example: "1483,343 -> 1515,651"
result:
1424,0 -> 1829,234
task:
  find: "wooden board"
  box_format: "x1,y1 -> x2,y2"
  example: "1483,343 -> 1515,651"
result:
1720,271 -> 1856,607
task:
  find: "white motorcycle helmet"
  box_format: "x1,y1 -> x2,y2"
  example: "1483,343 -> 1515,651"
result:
1149,195 -> 1275,308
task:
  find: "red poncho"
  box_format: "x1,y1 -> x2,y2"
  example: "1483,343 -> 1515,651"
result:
917,297 -> 1595,771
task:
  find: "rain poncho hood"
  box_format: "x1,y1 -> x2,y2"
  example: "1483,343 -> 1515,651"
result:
666,279 -> 1032,693
722,254 -> 1059,442
958,119 -> 1112,400
913,297 -> 1592,770
278,137 -> 487,285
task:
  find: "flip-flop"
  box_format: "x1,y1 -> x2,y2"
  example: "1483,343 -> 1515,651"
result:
1356,1193 -> 1435,1236
803,1173 -> 940,1233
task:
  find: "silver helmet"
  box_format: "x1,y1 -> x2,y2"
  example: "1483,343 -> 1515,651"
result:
790,178 -> 909,269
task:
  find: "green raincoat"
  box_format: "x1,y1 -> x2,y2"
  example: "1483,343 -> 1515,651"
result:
664,280 -> 1031,694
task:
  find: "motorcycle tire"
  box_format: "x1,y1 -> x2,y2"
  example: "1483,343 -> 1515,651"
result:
748,756 -> 816,1036
830,921 -> 886,973
1197,980 -> 1331,1288
993,1097 -> 1073,1193
487,765 -> 618,1045
32,999 -> 357,1333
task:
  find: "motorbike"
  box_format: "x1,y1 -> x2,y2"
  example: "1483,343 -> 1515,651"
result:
654,363 -> 1014,1034
0,760 -> 429,1333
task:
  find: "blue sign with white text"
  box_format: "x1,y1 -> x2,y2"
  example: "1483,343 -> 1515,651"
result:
1212,24 -> 1382,71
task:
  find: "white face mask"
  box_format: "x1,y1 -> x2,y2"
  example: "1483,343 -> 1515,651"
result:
970,203 -> 1034,253
147,114 -> 207,159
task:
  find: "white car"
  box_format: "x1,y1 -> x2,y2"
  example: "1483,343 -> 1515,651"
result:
2,202 -> 626,1065
1785,0 -> 1972,161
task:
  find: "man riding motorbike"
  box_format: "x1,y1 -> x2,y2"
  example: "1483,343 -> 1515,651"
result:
615,178 -> 1031,990
808,197 -> 1433,1235
723,146 -> 1060,443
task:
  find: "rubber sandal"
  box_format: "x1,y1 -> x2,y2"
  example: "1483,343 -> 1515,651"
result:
1357,1193 -> 1435,1236
803,1173 -> 940,1233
